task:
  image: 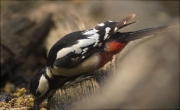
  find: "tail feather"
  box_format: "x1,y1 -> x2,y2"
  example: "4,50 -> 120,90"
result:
124,25 -> 171,42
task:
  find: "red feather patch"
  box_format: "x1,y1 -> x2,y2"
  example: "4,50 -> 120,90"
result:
105,41 -> 127,54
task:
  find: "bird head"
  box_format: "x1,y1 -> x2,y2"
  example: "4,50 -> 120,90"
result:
30,68 -> 54,108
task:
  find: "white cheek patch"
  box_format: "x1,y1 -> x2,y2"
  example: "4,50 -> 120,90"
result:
36,74 -> 49,97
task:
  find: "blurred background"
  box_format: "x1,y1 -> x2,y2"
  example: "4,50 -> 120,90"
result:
1,0 -> 179,109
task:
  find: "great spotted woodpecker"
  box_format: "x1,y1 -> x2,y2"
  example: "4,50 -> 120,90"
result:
30,14 -> 169,108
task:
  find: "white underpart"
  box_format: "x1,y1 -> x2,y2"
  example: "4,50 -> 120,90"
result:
56,38 -> 95,59
97,23 -> 105,26
124,21 -> 126,24
36,74 -> 49,97
104,27 -> 111,40
108,20 -> 113,22
82,56 -> 85,59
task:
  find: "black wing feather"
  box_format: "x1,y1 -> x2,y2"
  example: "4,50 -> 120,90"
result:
54,47 -> 97,68
47,15 -> 137,68
47,31 -> 99,68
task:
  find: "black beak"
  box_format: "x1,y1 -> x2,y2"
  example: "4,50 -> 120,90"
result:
31,89 -> 55,109
34,99 -> 41,108
28,99 -> 43,110
31,95 -> 47,109
28,100 -> 40,110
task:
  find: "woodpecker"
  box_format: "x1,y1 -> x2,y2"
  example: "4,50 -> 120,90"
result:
30,14 -> 170,108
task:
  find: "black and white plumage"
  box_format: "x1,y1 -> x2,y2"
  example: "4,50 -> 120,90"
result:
48,21 -> 118,68
46,15 -> 139,77
30,14 -> 170,108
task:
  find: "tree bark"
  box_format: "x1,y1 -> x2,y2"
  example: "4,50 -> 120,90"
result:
48,58 -> 116,110
1,13 -> 54,87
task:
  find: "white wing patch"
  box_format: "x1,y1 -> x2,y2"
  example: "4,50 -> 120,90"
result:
78,38 -> 95,46
114,27 -> 118,32
104,27 -> 111,40
75,48 -> 82,54
56,30 -> 101,59
56,38 -> 95,59
88,33 -> 100,47
98,43 -> 102,47
71,57 -> 79,61
56,20 -> 117,60
82,48 -> 88,54
97,23 -> 105,26
83,47 -> 88,51
56,48 -> 73,59
83,28 -> 99,35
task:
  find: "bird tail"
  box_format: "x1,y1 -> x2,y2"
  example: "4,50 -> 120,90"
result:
113,25 -> 172,43
115,14 -> 172,42
124,25 -> 171,42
